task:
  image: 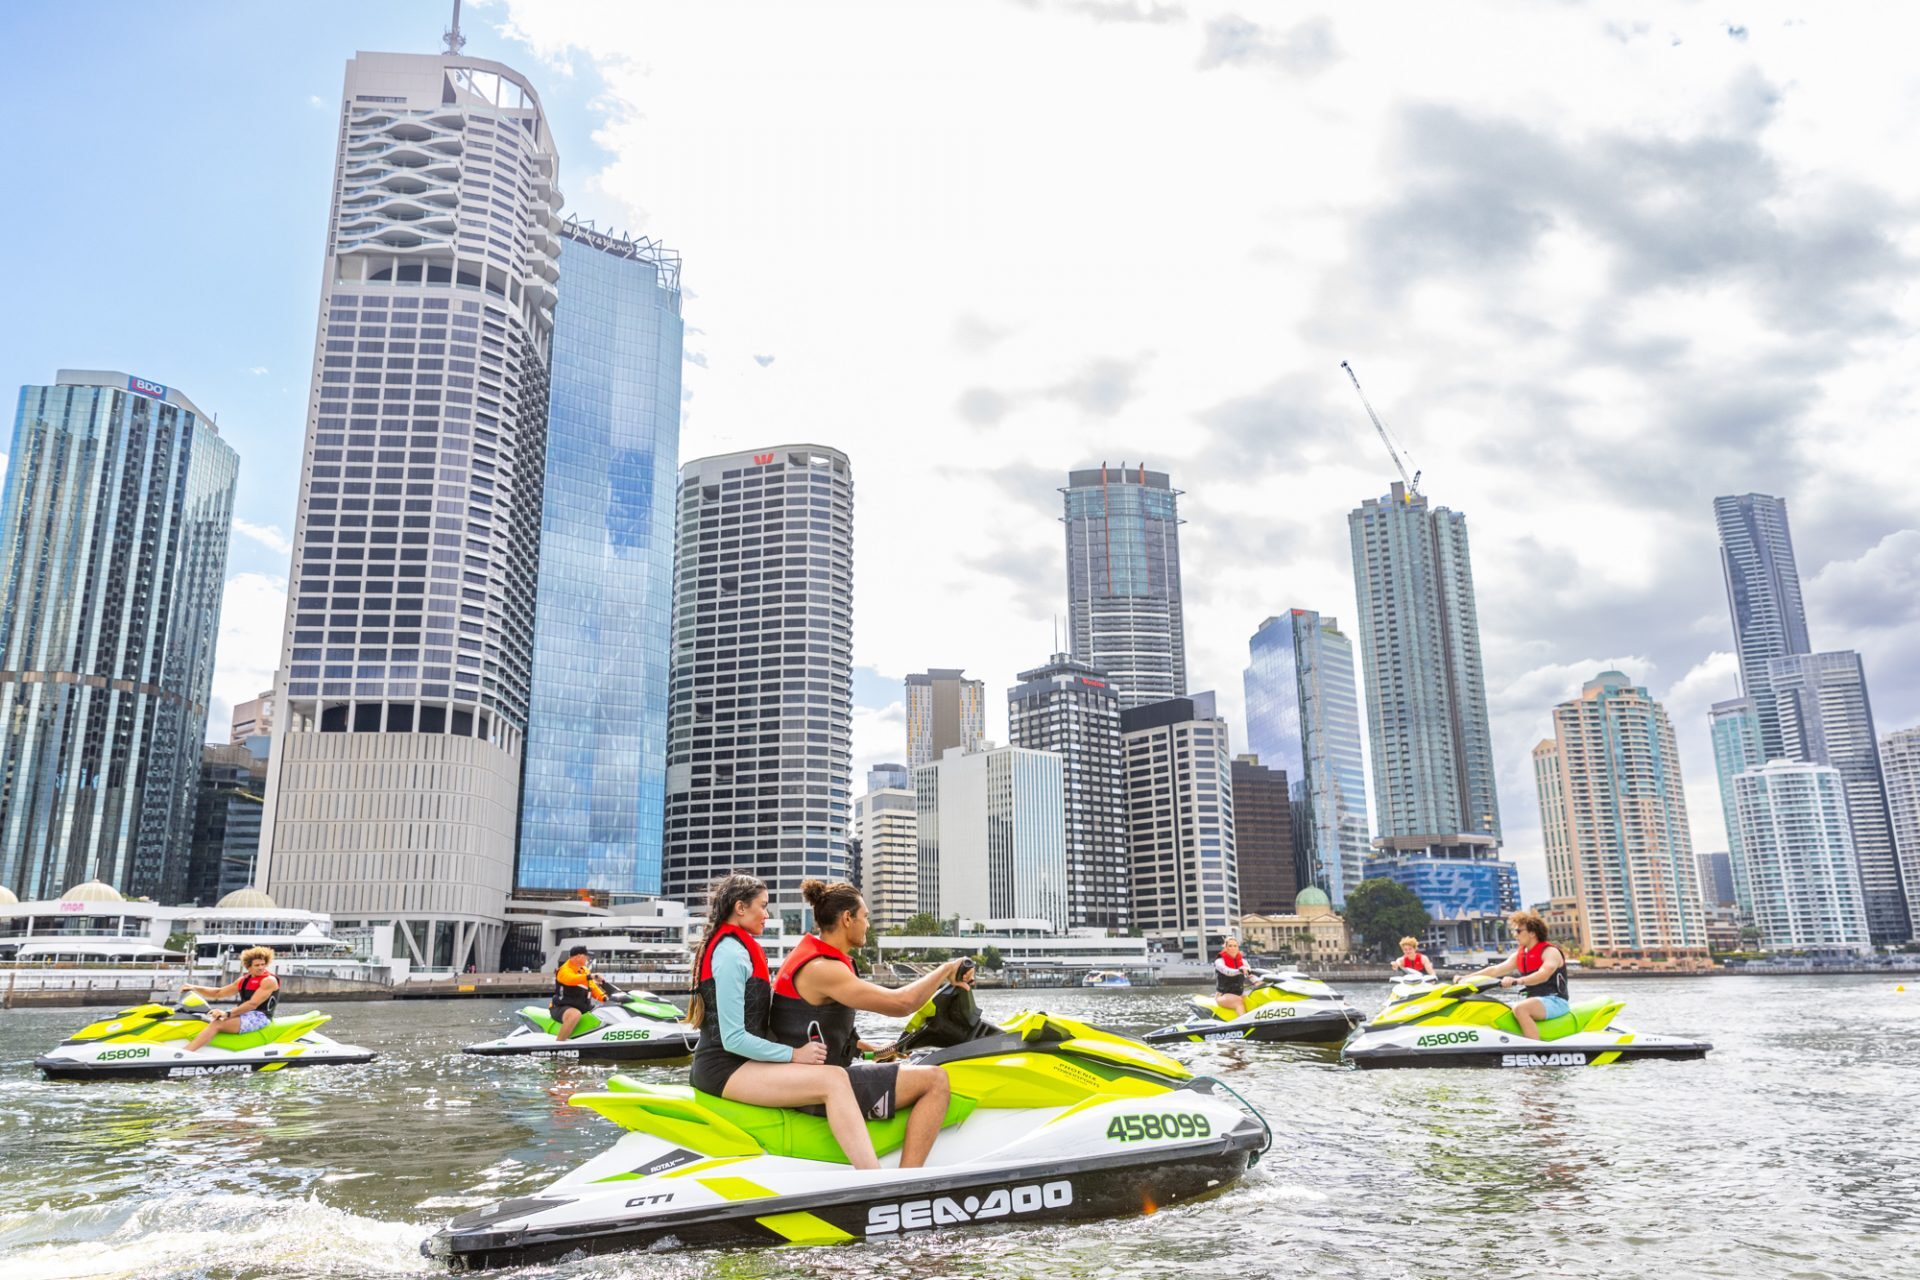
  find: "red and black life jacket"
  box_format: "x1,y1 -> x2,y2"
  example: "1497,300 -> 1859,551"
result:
691,924 -> 773,1089
237,971 -> 278,1018
1517,941 -> 1570,1001
770,934 -> 860,1066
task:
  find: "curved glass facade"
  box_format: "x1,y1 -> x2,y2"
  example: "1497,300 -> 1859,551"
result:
516,226 -> 683,895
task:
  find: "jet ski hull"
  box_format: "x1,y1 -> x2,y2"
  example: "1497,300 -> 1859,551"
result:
1145,1006 -> 1361,1044
1343,1025 -> 1711,1069
35,1036 -> 375,1080
462,1025 -> 699,1061
427,1096 -> 1265,1270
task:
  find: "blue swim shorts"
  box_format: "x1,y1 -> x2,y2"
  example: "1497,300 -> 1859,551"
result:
1534,995 -> 1571,1019
236,1011 -> 272,1033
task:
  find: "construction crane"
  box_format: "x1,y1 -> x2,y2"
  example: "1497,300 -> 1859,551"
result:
1340,360 -> 1420,502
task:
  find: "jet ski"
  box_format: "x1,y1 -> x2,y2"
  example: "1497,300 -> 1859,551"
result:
34,994 -> 375,1080
1342,975 -> 1712,1069
1144,971 -> 1363,1044
886,973 -> 1002,1057
463,988 -> 699,1061
424,1011 -> 1270,1269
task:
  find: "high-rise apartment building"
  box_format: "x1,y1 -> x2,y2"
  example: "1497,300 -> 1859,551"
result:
1063,464 -> 1186,709
1230,756 -> 1296,914
186,744 -> 269,907
904,669 -> 985,770
1709,696 -> 1765,916
1121,693 -> 1238,959
662,446 -> 854,913
1242,610 -> 1370,905
853,784 -> 918,931
1348,482 -> 1501,847
912,744 -> 1067,929
259,52 -> 564,972
1715,493 -> 1811,761
1696,851 -> 1738,909
231,692 -> 275,746
1877,726 -> 1920,924
516,222 -> 683,898
1007,653 -> 1128,929
0,372 -> 238,903
1770,651 -> 1910,943
1733,761 -> 1872,954
1532,672 -> 1709,962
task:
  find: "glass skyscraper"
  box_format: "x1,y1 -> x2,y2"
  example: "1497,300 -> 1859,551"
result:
1062,464 -> 1186,710
1710,696 -> 1765,917
1348,482 -> 1501,845
0,372 -> 238,903
515,223 -> 683,898
1242,611 -> 1370,906
1715,493 -> 1811,761
1770,651 -> 1909,943
1008,653 -> 1128,929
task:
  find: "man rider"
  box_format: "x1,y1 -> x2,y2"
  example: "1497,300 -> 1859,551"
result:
1468,911 -> 1570,1040
551,945 -> 608,1042
182,946 -> 280,1052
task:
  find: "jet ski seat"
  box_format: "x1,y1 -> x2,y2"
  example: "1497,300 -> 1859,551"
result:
1492,997 -> 1622,1041
136,1010 -> 331,1051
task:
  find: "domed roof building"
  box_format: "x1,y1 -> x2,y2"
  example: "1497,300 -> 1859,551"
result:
0,885 -> 18,904
60,880 -> 125,904
1238,884 -> 1350,961
215,888 -> 278,911
1294,886 -> 1331,912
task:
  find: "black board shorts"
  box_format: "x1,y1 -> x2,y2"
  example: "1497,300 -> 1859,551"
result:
798,1061 -> 901,1122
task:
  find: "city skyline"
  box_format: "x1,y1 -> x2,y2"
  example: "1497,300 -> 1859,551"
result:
5,5 -> 1920,906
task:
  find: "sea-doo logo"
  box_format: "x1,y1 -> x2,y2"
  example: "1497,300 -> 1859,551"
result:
1416,1031 -> 1480,1048
866,1180 -> 1072,1235
623,1193 -> 674,1208
599,1029 -> 652,1043
169,1064 -> 256,1077
99,1047 -> 152,1061
1500,1052 -> 1587,1068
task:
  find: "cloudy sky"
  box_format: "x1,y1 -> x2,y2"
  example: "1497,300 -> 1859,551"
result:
5,1 -> 1918,901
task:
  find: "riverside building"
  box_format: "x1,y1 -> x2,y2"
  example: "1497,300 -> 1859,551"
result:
1121,693 -> 1238,960
1062,464 -> 1187,709
662,446 -> 854,918
1532,672 -> 1710,964
1733,761 -> 1873,954
1229,756 -> 1297,914
912,744 -> 1068,930
1241,610 -> 1370,905
1715,493 -> 1812,762
904,669 -> 985,770
1878,727 -> 1920,924
0,372 -> 238,903
1007,653 -> 1129,930
259,50 -> 564,972
853,781 -> 919,931
1709,696 -> 1766,917
515,221 -> 683,899
1770,650 -> 1910,943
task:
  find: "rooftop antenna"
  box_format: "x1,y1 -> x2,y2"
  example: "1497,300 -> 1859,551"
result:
444,0 -> 467,55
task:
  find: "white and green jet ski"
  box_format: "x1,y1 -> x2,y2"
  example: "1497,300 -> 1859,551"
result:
425,1011 -> 1270,1269
1386,968 -> 1445,1003
463,990 -> 699,1062
1342,975 -> 1712,1069
34,994 -> 375,1080
1144,971 -> 1363,1044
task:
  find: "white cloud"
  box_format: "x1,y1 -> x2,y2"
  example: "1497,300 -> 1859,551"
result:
489,2 -> 1920,881
248,366 -> 268,376
307,94 -> 326,110
207,573 -> 286,743
232,519 -> 293,556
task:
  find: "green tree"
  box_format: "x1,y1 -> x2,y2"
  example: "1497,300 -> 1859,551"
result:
1343,878 -> 1431,959
894,913 -> 942,938
979,945 -> 1004,972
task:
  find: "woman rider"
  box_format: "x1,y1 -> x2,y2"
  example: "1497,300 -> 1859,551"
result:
1468,910 -> 1570,1040
181,946 -> 279,1052
686,873 -> 885,1169
1391,937 -> 1435,976
771,881 -> 963,1169
1214,936 -> 1250,1016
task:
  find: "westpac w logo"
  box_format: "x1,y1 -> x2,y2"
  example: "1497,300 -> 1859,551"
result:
753,452 -> 775,465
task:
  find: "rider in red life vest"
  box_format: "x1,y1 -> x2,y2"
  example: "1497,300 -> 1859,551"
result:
1467,910 -> 1571,1040
181,945 -> 280,1052
1391,937 -> 1435,976
1214,937 -> 1250,1016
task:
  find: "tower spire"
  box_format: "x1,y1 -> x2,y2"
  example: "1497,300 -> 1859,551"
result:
444,0 -> 467,55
